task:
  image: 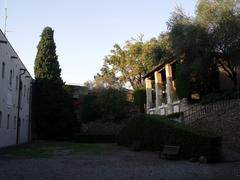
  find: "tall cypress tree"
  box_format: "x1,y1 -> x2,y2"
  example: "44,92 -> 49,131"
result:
34,27 -> 62,82
33,27 -> 78,139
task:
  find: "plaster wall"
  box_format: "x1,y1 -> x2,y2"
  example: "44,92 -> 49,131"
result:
0,30 -> 32,148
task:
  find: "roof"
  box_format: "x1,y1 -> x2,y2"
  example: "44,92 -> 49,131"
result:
143,57 -> 176,79
0,29 -> 33,79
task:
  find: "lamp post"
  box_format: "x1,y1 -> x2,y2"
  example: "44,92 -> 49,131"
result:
16,68 -> 26,144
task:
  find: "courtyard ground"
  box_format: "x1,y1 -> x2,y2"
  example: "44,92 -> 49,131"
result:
0,142 -> 240,180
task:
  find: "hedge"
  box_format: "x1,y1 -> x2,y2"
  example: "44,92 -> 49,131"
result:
116,114 -> 221,161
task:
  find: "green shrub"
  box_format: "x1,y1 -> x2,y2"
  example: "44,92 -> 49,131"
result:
175,63 -> 190,99
201,90 -> 240,105
166,112 -> 183,119
133,85 -> 146,113
81,95 -> 99,122
117,114 -> 221,161
96,88 -> 129,121
82,88 -> 131,122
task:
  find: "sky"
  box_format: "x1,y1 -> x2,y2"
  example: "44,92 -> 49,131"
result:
0,0 -> 196,85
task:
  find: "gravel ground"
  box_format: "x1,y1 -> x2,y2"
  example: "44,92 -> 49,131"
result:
0,144 -> 240,180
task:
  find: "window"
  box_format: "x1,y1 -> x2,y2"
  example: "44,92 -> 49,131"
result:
0,111 -> 2,128
24,85 -> 26,97
22,118 -> 24,128
27,87 -> 30,102
16,75 -> 18,90
9,69 -> 12,86
14,116 -> 16,129
7,114 -> 10,129
2,62 -> 5,78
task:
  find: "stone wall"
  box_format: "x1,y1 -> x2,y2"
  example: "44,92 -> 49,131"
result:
189,101 -> 240,151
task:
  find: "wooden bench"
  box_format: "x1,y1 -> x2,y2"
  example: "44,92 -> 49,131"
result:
159,145 -> 180,160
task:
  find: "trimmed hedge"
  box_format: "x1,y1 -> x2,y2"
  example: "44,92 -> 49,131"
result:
74,134 -> 116,143
117,114 -> 221,161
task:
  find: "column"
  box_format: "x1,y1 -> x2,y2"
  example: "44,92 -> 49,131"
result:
154,71 -> 163,107
165,64 -> 173,114
145,78 -> 152,113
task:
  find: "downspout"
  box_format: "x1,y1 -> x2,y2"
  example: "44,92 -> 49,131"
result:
16,68 -> 26,144
28,79 -> 33,142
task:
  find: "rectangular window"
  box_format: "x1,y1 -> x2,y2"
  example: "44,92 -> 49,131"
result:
22,118 -> 25,128
27,87 -> 30,102
24,85 -> 26,97
9,69 -> 12,86
14,116 -> 16,129
0,111 -> 2,128
16,76 -> 18,90
2,62 -> 5,78
7,114 -> 10,129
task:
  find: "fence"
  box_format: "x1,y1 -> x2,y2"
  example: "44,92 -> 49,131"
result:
183,90 -> 240,123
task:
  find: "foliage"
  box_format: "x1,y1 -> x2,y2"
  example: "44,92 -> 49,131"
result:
117,114 -> 222,161
200,93 -> 225,105
175,63 -> 190,99
95,38 -> 147,89
94,34 -> 173,90
169,9 -> 219,96
166,112 -> 183,119
81,88 -> 131,122
34,27 -> 62,82
196,0 -> 237,27
168,0 -> 240,93
133,84 -> 146,113
200,88 -> 240,104
96,88 -> 129,121
33,27 -> 79,139
209,15 -> 240,87
81,121 -> 126,135
81,95 -> 99,123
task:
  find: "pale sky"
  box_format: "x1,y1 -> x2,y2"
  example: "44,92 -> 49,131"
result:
0,0 -> 196,85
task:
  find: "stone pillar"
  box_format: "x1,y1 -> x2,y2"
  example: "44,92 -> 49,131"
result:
145,78 -> 152,113
154,71 -> 163,107
165,64 -> 173,114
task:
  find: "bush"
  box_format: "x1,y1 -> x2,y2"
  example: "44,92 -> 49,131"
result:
81,95 -> 99,122
82,88 -> 131,122
166,112 -> 183,119
33,80 -> 80,140
201,90 -> 240,105
117,114 -> 221,161
133,85 -> 146,113
176,63 -> 190,99
96,88 -> 129,121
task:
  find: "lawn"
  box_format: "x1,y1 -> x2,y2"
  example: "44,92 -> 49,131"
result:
0,141 -> 116,159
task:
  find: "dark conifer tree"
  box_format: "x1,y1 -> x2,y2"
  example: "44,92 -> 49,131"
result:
33,27 -> 78,139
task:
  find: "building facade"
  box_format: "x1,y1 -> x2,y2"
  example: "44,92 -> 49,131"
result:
144,58 -> 183,115
144,57 -> 240,116
0,30 -> 32,148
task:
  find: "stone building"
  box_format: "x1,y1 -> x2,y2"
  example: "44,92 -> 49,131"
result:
144,57 -> 240,116
144,58 -> 183,115
0,30 -> 33,148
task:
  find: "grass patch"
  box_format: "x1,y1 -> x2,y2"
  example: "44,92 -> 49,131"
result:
0,141 -> 110,159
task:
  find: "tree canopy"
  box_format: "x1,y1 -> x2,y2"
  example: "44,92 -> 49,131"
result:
33,27 -> 78,139
87,0 -> 240,100
168,0 -> 240,97
34,27 -> 62,82
93,34 -> 173,90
